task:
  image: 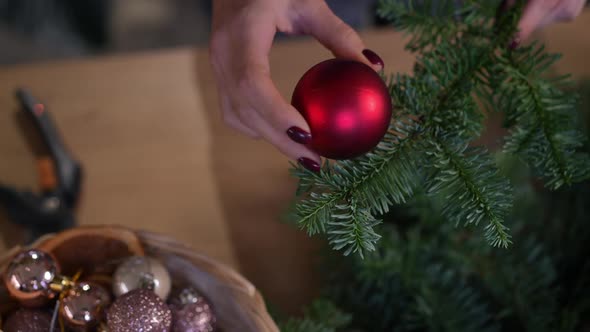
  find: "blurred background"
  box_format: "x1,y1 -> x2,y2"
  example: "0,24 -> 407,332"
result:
0,0 -> 383,65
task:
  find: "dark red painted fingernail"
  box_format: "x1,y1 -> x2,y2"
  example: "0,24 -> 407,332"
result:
287,126 -> 312,144
508,37 -> 520,50
362,49 -> 384,69
298,157 -> 320,172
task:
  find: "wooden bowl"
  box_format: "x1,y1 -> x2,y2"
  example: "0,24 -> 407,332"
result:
0,225 -> 279,332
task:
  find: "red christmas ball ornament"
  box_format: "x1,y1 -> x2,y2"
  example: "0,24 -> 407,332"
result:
291,58 -> 392,160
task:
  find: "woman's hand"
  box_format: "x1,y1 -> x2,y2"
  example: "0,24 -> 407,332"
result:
516,0 -> 586,43
209,0 -> 383,172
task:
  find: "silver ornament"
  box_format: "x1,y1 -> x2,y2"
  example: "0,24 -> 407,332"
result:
112,256 -> 171,300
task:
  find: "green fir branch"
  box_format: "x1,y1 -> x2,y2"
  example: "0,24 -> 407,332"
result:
279,319 -> 336,332
485,237 -> 559,331
324,228 -> 422,330
337,116 -> 424,213
325,226 -> 500,332
293,191 -> 339,236
279,299 -> 352,332
296,180 -> 590,331
402,265 -> 500,332
376,0 -> 493,52
377,0 -> 461,51
496,43 -> 590,188
424,138 -> 513,247
326,199 -> 381,258
418,41 -> 490,138
291,114 -> 424,257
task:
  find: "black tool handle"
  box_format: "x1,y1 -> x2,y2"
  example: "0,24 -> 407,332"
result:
15,88 -> 82,207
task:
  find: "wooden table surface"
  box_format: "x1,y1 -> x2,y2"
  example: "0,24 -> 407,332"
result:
0,11 -> 589,314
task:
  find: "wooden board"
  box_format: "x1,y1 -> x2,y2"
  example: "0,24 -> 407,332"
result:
0,51 -> 238,267
0,10 -> 589,314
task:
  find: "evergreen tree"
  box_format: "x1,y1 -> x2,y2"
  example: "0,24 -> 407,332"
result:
279,1 -> 590,331
279,150 -> 590,331
289,0 -> 590,257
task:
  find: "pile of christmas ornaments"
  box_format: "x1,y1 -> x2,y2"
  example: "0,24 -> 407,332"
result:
1,249 -> 217,332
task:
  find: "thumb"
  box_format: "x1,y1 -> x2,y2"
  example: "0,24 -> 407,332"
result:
298,2 -> 384,70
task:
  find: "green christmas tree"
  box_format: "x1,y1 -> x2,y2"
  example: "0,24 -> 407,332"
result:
279,175 -> 590,331
289,0 -> 590,258
277,0 -> 590,331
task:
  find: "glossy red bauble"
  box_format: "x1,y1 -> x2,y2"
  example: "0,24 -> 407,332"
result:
291,59 -> 392,160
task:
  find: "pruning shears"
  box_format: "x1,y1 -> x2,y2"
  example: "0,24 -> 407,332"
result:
0,88 -> 83,242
